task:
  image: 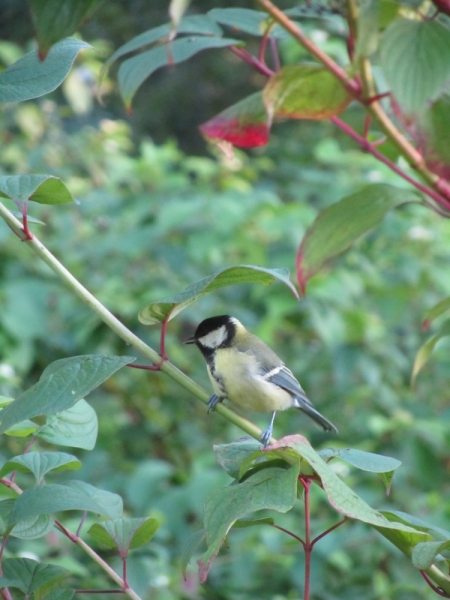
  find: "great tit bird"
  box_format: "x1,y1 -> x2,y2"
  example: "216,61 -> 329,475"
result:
185,315 -> 337,447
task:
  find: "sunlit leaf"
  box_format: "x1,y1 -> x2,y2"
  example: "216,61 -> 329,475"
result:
296,184 -> 419,293
263,64 -> 352,121
139,265 -> 298,325
0,175 -> 73,205
200,92 -> 270,148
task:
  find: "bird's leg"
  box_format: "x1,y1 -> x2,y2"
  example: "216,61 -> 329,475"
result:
260,411 -> 277,448
207,394 -> 223,413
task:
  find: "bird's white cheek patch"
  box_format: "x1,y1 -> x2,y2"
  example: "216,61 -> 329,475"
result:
198,325 -> 227,349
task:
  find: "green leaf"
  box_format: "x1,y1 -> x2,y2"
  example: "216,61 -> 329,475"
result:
118,36 -> 240,109
63,480 -> 123,519
270,436 -> 431,539
29,0 -> 103,58
214,439 -> 262,479
4,419 -> 39,437
181,530 -> 205,578
208,8 -> 292,38
417,94 -> 450,178
0,354 -> 134,434
139,265 -> 298,325
102,15 -> 222,75
9,482 -> 119,524
197,462 -> 300,582
36,399 -> 98,450
0,451 -> 81,482
411,319 -> 450,385
319,448 -> 401,472
423,295 -> 450,326
380,18 -> 450,114
382,510 -> 450,538
296,184 -> 419,293
0,558 -> 69,595
412,540 -> 450,569
232,517 -> 275,528
263,64 -> 352,121
0,38 -> 92,104
88,517 -> 160,556
11,514 -> 56,540
0,175 -> 73,205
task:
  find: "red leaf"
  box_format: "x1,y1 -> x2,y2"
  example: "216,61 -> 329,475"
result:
199,91 -> 270,148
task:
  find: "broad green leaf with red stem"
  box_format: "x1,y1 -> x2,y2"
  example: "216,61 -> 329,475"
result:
197,462 -> 300,582
0,451 -> 81,482
199,92 -> 270,148
118,36 -> 240,109
263,64 -> 352,121
380,18 -> 450,115
296,183 -> 420,293
29,0 -> 102,59
139,265 -> 298,325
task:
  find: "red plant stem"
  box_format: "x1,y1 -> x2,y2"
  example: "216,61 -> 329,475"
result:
76,510 -> 88,537
311,518 -> 347,547
122,558 -> 129,589
258,32 -> 270,64
330,116 -> 450,212
300,477 -> 312,600
127,309 -> 173,370
0,588 -> 13,600
256,0 -> 361,96
270,38 -> 280,71
21,213 -> 33,241
271,524 -> 305,547
229,45 -> 274,77
420,571 -> 450,598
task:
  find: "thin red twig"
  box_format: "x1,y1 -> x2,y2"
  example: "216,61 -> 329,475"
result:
258,32 -> 270,64
311,518 -> 348,547
269,38 -> 280,71
420,571 -> 450,598
229,46 -> 274,77
331,116 -> 450,212
271,523 -> 305,547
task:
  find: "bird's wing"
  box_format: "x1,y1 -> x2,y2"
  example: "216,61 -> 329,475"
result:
261,364 -> 310,403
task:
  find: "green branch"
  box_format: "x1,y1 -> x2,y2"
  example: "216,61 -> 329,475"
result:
0,201 -> 266,444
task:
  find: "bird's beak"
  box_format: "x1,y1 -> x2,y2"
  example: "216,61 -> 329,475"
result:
184,336 -> 196,345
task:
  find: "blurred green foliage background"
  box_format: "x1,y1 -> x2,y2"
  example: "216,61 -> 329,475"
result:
0,2 -> 449,599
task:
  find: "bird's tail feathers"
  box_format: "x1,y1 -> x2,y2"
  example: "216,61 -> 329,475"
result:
294,397 -> 338,433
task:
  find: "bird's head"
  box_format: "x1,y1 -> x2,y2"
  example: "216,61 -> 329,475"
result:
185,315 -> 243,351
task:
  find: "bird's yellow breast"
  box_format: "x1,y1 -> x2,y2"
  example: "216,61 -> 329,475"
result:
208,348 -> 293,413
